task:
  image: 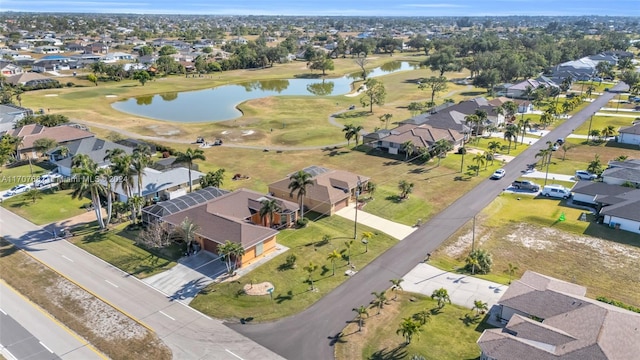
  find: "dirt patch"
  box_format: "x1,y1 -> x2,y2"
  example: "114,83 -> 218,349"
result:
145,124 -> 182,136
243,281 -> 274,296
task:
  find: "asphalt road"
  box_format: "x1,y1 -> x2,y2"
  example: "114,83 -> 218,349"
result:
0,281 -> 104,360
0,208 -> 285,360
231,83 -> 628,360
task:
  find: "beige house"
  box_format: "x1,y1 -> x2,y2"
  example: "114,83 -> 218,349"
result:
10,124 -> 95,159
268,165 -> 370,216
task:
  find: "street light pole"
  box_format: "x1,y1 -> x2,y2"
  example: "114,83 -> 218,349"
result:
587,113 -> 594,143
353,178 -> 361,239
471,215 -> 476,252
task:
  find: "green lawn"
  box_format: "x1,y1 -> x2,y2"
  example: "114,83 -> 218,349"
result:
69,223 -> 182,278
467,137 -> 529,158
0,163 -> 51,191
1,188 -> 88,225
574,114 -> 637,136
430,192 -> 640,305
335,293 -> 489,360
190,214 -> 398,322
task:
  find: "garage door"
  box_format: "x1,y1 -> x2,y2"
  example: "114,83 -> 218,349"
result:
202,239 -> 219,254
334,198 -> 349,212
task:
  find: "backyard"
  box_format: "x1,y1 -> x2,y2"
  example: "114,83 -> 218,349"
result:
190,213 -> 398,322
334,292 -> 489,360
430,192 -> 640,307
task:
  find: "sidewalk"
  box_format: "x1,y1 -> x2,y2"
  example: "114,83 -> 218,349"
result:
335,203 -> 416,240
402,263 -> 507,309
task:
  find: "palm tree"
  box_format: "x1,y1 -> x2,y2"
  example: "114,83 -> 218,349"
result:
433,139 -> 453,167
352,305 -> 369,332
128,195 -> 145,224
518,118 -> 531,145
601,125 -> 616,139
379,113 -> 393,129
199,168 -> 225,188
176,148 -> 206,192
327,249 -> 341,276
344,240 -> 354,265
219,240 -> 245,275
396,317 -> 422,345
111,154 -> 136,222
472,153 -> 485,176
472,300 -> 488,316
589,129 -> 601,142
401,140 -> 415,160
355,229 -> 372,251
390,278 -> 404,300
466,253 -> 480,275
560,143 -> 575,161
303,261 -> 319,290
342,124 -> 356,146
23,188 -> 43,204
586,85 -> 595,99
178,217 -> 199,250
535,146 -> 552,168
431,288 -> 451,309
473,109 -> 488,138
398,180 -> 414,199
504,263 -> 519,284
413,310 -> 431,325
259,198 -> 281,228
371,290 -> 387,314
464,113 -> 480,142
100,166 -> 114,227
503,125 -> 519,154
488,140 -> 502,165
288,170 -> 313,219
587,154 -> 603,175
366,181 -> 377,199
131,146 -> 152,219
352,125 -> 364,146
71,157 -> 106,229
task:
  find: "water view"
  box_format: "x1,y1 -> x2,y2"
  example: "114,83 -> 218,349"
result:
111,61 -> 419,122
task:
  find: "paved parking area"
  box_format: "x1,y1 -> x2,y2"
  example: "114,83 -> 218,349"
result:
402,263 -> 507,309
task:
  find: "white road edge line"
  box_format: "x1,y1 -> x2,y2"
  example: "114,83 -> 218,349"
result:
39,341 -> 53,353
61,255 -> 74,262
225,349 -> 245,360
0,308 -> 6,315
0,345 -> 17,360
158,311 -> 175,321
104,280 -> 119,288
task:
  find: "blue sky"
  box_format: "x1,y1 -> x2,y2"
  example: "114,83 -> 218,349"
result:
3,0 -> 640,16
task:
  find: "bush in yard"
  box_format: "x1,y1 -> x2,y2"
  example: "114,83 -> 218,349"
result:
458,147 -> 467,155
296,217 -> 309,228
464,248 -> 493,275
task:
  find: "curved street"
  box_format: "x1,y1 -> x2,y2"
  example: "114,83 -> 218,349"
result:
230,83 -> 627,360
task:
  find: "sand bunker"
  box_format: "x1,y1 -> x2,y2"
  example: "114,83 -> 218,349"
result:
243,282 -> 274,296
241,130 -> 255,136
105,95 -> 117,98
44,94 -> 58,97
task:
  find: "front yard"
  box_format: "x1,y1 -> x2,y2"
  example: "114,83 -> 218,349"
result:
1,188 -> 88,225
190,213 -> 398,322
0,163 -> 51,191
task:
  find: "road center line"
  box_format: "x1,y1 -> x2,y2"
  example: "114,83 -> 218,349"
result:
225,349 -> 245,360
104,280 -> 118,288
158,311 -> 175,321
61,255 -> 74,262
39,341 -> 53,353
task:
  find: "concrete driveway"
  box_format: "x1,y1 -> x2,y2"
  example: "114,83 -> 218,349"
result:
402,263 -> 507,309
335,203 -> 416,240
521,169 -> 575,182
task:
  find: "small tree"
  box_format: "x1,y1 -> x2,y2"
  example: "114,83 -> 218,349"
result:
587,154 -> 603,175
361,231 -> 373,252
465,248 -> 493,275
137,221 -> 172,248
352,305 -> 369,332
431,288 -> 451,309
134,70 -> 151,86
327,249 -> 341,276
504,263 -> 519,284
33,138 -> 57,158
23,188 -> 42,204
87,73 -> 98,86
360,78 -> 386,113
343,240 -> 354,265
412,310 -> 431,325
219,240 -> 245,275
398,180 -> 414,200
371,290 -> 387,314
472,300 -> 488,316
396,317 -> 422,345
390,278 -> 404,300
303,261 -> 319,290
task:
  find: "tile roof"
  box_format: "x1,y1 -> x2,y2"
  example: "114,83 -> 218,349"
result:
10,124 -> 94,150
478,271 -> 640,360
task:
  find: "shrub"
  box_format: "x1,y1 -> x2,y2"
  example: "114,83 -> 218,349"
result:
596,296 -> 640,313
285,254 -> 297,269
66,82 -> 75,87
296,217 -> 309,228
458,147 -> 467,155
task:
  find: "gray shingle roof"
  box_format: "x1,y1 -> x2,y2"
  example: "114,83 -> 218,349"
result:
571,181 -> 632,197
602,167 -> 640,183
619,123 -> 640,135
55,138 -> 133,169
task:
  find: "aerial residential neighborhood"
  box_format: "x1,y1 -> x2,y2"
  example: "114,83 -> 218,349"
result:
0,4 -> 639,360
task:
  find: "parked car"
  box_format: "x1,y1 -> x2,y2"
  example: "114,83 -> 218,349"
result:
212,139 -> 223,146
556,138 -> 565,145
541,184 -> 571,199
348,105 -> 356,110
195,137 -> 205,144
551,143 -> 559,151
490,169 -> 506,179
511,180 -> 540,192
35,173 -> 62,187
5,184 -> 31,196
575,170 -> 598,180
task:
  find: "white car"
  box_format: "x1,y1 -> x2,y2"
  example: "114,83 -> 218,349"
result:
490,169 -> 506,179
35,173 -> 62,187
575,170 -> 598,180
5,184 -> 31,196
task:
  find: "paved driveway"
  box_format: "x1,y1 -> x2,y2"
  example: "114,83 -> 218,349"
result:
402,264 -> 506,309
335,203 -> 416,240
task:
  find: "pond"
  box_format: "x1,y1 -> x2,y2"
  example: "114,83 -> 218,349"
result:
111,61 -> 419,122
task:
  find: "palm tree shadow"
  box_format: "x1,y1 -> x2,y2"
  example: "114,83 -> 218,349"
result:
274,290 -> 294,304
369,345 -> 408,360
460,313 -> 481,327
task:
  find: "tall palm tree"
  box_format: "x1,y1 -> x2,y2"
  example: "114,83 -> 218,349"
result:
132,145 -> 152,198
431,288 -> 451,309
473,109 -> 488,139
352,125 -> 364,146
504,262 -> 519,284
487,141 -> 502,165
472,300 -> 488,316
398,180 -> 414,199
179,217 -> 199,250
396,317 -> 422,345
472,153 -> 485,176
111,154 -> 136,222
176,147 -> 206,192
464,113 -> 480,142
71,157 -> 106,229
259,198 -> 281,228
342,124 -> 356,146
390,278 -> 404,300
99,166 -> 114,227
518,118 -> 531,145
219,240 -> 245,275
288,170 -> 313,219
379,113 -> 393,129
503,124 -> 518,154
433,139 -> 453,167
327,249 -> 341,276
303,261 -> 319,290
601,125 -> 616,139
371,290 -> 387,314
344,240 -> 354,265
401,140 -> 415,160
23,188 -> 43,204
352,305 -> 369,332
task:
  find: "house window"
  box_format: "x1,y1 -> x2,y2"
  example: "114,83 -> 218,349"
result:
255,242 -> 264,256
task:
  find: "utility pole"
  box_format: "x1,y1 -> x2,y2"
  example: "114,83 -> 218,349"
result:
587,113 -> 594,143
353,178 -> 361,239
471,215 -> 476,252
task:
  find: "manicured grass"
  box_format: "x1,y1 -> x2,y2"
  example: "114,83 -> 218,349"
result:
1,188 -> 88,225
335,293 -> 489,360
0,163 -> 51,191
467,136 -> 529,158
574,114 -> 637,135
0,238 -> 172,360
69,223 -> 181,278
430,192 -> 640,306
190,214 -> 398,322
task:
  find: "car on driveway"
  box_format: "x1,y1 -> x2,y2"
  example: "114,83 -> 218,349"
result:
35,173 -> 62,187
511,180 -> 540,192
575,170 -> 598,180
490,169 -> 506,179
5,184 -> 31,196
